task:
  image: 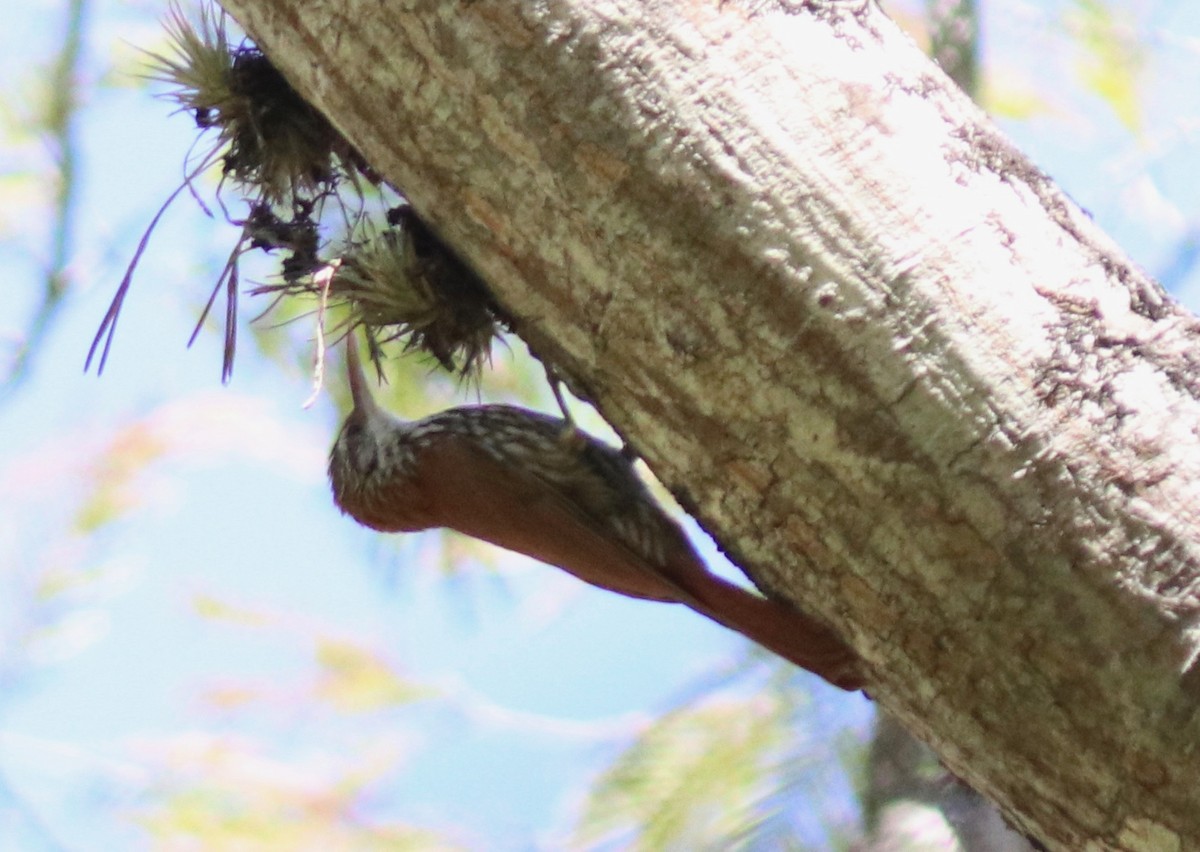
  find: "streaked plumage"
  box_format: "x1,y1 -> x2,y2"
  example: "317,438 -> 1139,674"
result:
329,335 -> 863,690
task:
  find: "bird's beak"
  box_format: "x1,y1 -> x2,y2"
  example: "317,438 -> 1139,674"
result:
344,331 -> 378,417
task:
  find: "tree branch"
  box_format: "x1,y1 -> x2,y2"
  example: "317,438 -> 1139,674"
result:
216,0 -> 1200,847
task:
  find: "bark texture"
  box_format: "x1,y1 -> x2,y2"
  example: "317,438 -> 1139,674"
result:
215,0 -> 1200,847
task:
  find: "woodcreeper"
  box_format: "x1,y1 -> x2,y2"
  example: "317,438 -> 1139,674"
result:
329,335 -> 863,690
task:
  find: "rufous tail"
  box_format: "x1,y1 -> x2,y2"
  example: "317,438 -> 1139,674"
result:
667,554 -> 864,690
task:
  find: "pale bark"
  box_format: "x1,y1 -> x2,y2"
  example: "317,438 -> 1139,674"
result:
216,0 -> 1200,848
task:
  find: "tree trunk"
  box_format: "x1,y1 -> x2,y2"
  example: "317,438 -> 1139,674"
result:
215,0 -> 1200,847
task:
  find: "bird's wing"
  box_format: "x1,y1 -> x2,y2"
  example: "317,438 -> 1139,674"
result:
416,434 -> 685,602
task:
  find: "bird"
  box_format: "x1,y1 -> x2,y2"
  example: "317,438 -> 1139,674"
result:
328,333 -> 864,690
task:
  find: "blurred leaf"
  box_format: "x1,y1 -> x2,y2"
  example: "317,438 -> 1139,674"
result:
981,72 -> 1053,120
0,390 -> 317,685
34,553 -> 133,602
192,594 -> 274,627
313,637 -> 430,712
131,733 -> 460,850
198,682 -> 264,710
1070,0 -> 1145,132
75,423 -> 168,533
187,592 -> 438,718
576,694 -> 791,850
22,607 -> 111,666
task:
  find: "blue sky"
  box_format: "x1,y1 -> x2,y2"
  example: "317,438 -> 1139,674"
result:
3,1 -> 1200,849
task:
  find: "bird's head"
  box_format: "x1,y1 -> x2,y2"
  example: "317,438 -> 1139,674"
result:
328,332 -> 408,513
